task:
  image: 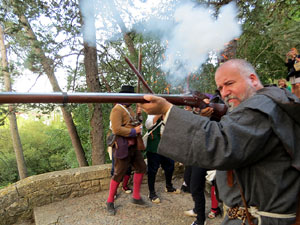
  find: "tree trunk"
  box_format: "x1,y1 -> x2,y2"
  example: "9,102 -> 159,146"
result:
14,9 -> 88,166
84,43 -> 105,165
8,108 -> 28,179
123,32 -> 138,60
0,25 -> 28,179
80,0 -> 105,164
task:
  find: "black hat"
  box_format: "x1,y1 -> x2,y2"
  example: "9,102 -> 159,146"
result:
119,85 -> 135,93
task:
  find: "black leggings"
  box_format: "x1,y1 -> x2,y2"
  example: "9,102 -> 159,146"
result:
190,166 -> 207,224
146,151 -> 175,193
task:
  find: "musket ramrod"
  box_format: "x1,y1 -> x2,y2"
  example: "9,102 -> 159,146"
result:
0,92 -> 227,119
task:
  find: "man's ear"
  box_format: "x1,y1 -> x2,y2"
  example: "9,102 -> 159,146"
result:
249,74 -> 259,87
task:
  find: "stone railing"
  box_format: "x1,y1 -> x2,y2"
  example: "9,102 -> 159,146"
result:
0,162 -> 184,225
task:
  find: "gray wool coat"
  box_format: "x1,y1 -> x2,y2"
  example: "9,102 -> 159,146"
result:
157,87 -> 300,225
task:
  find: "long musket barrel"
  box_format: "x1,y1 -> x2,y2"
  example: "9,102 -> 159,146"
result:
0,92 -> 201,105
0,92 -> 227,119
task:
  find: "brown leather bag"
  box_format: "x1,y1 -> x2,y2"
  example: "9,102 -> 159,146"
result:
136,134 -> 146,150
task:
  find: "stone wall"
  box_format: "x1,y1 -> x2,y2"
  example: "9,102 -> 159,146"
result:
0,163 -> 184,225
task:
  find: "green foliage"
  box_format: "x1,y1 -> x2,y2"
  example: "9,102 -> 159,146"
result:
69,102 -> 115,164
0,112 -> 76,187
0,123 -> 18,186
0,107 -> 8,126
69,104 -> 92,164
236,0 -> 300,84
101,103 -> 115,163
0,146 -> 19,187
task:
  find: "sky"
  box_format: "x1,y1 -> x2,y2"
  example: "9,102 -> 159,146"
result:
14,71 -> 64,93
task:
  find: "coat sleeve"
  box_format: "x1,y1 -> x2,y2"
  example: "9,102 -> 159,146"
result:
157,104 -> 273,170
110,106 -> 132,137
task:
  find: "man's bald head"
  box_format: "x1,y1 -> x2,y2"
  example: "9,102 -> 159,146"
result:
217,59 -> 259,79
215,59 -> 263,111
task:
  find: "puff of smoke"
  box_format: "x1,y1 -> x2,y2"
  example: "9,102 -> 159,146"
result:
79,0 -> 97,47
80,0 -> 242,87
161,1 -> 242,85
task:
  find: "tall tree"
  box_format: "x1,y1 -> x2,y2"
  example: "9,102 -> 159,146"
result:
0,24 -> 28,179
80,0 -> 105,164
10,1 -> 88,167
236,0 -> 300,83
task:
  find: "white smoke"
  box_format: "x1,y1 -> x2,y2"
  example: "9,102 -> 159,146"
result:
80,0 -> 242,86
161,2 -> 242,84
79,0 -> 97,47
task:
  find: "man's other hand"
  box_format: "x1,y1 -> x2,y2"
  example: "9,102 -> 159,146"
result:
200,107 -> 214,117
200,98 -> 213,117
141,95 -> 173,115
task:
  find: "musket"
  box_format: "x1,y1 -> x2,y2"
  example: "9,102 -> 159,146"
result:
137,47 -> 142,94
124,57 -> 154,94
0,92 -> 227,119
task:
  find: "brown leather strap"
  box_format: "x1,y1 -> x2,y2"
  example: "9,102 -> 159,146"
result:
228,171 -> 299,225
293,193 -> 300,225
232,170 -> 256,225
227,170 -> 234,187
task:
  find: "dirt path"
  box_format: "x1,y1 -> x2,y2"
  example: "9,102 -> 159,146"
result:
32,176 -> 223,225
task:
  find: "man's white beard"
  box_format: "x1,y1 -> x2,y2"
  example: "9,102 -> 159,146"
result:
226,101 -> 235,112
225,85 -> 256,112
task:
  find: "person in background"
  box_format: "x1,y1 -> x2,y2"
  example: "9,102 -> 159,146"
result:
182,105 -> 209,225
204,92 -> 223,220
181,165 -> 191,193
145,114 -> 180,204
180,106 -> 193,195
106,85 -> 147,216
285,47 -> 300,98
278,78 -> 292,92
140,59 -> 300,225
206,170 -> 221,220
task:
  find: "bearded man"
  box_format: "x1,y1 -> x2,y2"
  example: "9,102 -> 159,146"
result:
140,59 -> 300,225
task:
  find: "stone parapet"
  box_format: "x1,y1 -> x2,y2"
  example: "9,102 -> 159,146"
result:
0,162 -> 184,225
